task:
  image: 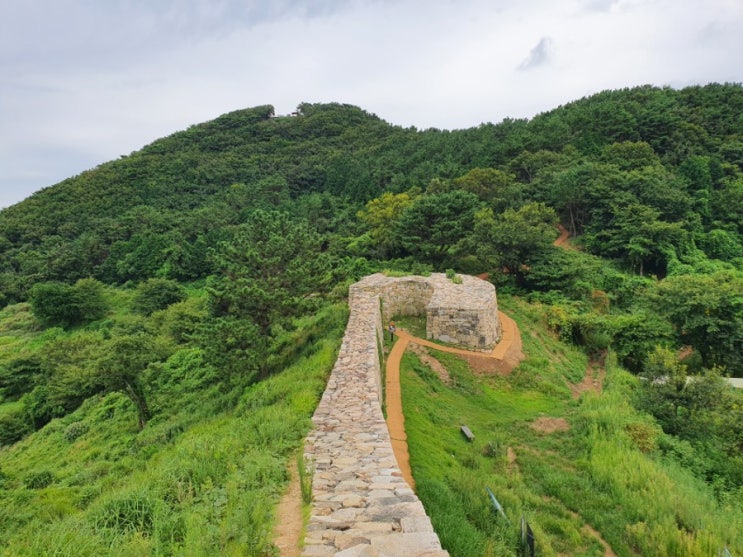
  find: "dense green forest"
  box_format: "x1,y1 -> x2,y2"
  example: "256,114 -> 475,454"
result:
1,83 -> 742,555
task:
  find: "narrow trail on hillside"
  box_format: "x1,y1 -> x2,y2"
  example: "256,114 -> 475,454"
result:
552,225 -> 609,398
273,458 -> 303,557
572,356 -> 607,399
385,310 -> 523,490
554,223 -> 576,249
550,228 -> 615,554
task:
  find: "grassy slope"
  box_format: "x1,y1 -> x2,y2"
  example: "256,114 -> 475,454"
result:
402,295 -> 742,557
0,302 -> 347,556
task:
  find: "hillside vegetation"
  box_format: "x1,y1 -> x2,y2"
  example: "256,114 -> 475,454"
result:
1,83 -> 742,555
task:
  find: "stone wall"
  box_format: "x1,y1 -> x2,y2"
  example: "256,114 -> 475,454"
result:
302,288 -> 448,556
352,273 -> 501,350
301,273 -> 500,555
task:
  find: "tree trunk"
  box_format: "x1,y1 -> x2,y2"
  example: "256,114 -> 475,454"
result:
125,381 -> 150,430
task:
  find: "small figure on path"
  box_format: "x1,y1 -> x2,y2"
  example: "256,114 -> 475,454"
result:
388,320 -> 396,341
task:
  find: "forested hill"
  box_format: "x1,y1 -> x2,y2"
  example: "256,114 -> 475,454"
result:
2,84 -> 742,296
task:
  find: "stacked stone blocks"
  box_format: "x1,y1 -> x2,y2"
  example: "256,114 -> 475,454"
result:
302,273 -> 499,556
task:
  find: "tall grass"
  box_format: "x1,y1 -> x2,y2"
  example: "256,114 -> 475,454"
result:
0,302 -> 347,556
402,295 -> 743,557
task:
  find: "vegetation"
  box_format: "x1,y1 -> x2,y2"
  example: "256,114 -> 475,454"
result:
1,83 -> 742,554
402,301 -> 742,556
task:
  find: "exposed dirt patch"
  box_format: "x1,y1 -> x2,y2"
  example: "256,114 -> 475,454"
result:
464,354 -> 512,376
530,416 -> 570,434
571,355 -> 607,399
273,459 -> 303,557
386,336 -> 416,489
408,342 -> 451,383
554,224 -> 577,250
507,446 -> 517,464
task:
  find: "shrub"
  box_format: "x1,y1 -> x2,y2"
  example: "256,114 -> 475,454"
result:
64,421 -> 89,442
73,278 -> 109,323
28,279 -> 108,328
132,278 -> 187,316
24,470 -> 55,489
29,282 -> 81,328
93,491 -> 157,535
0,406 -> 32,445
0,356 -> 45,401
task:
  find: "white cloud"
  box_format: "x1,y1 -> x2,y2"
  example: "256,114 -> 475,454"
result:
518,37 -> 554,71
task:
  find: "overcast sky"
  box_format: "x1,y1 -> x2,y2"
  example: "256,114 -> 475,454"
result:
2,0 -> 742,209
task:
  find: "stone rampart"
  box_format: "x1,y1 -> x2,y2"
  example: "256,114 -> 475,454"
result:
302,273 -> 499,556
352,273 -> 501,350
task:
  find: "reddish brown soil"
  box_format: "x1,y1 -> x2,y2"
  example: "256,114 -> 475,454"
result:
273,459 -> 303,556
571,357 -> 607,399
530,416 -> 570,434
554,224 -> 577,250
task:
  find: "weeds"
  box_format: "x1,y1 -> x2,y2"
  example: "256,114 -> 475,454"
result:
402,295 -> 743,556
297,452 -> 314,505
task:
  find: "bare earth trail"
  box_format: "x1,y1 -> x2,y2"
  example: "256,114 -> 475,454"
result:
551,224 -> 609,399
554,223 -> 576,250
273,460 -> 303,557
385,310 -> 523,489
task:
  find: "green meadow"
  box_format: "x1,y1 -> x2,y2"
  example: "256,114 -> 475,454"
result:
401,297 -> 742,557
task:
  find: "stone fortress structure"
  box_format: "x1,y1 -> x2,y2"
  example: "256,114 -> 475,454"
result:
301,273 -> 500,556
352,273 -> 501,351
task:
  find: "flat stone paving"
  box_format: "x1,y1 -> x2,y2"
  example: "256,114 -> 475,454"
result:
302,284 -> 449,556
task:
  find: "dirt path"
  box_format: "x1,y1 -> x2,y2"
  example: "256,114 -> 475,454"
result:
554,224 -> 576,250
386,334 -> 415,489
385,310 -> 523,491
571,356 -> 607,399
273,458 -> 303,557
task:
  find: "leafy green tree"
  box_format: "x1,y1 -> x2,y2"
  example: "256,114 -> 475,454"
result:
646,271 -> 743,374
28,278 -> 108,328
132,278 -> 187,316
41,331 -> 107,412
636,347 -> 696,435
97,334 -> 169,429
546,162 -> 623,237
203,211 -> 335,383
73,278 -> 109,323
0,356 -> 45,401
207,210 -> 333,332
198,316 -> 266,386
452,167 -> 521,211
584,202 -> 687,275
395,191 -> 481,267
507,149 -> 564,184
710,179 -> 743,234
608,312 -> 675,373
698,229 -> 743,262
474,202 -> 558,282
113,232 -> 171,283
635,346 -> 742,489
357,191 -> 415,257
599,141 -> 661,171
28,282 -> 78,327
0,406 -> 32,446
